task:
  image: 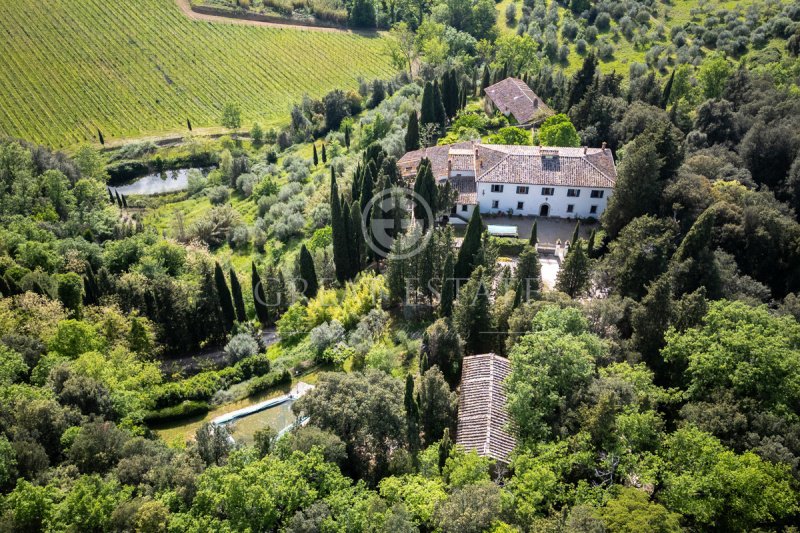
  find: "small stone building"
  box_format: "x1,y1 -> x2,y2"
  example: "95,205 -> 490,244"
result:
484,77 -> 553,127
456,353 -> 516,464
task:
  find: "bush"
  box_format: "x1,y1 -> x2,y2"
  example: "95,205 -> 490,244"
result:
206,186 -> 230,205
143,400 -> 209,423
247,369 -> 292,395
505,3 -> 516,24
596,12 -> 611,31
491,237 -> 527,255
309,320 -> 345,357
224,333 -> 260,363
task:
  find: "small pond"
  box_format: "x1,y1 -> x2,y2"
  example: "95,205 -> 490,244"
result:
113,168 -> 204,196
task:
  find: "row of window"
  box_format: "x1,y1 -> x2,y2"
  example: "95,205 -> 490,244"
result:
488,185 -> 605,198
488,201 -> 599,214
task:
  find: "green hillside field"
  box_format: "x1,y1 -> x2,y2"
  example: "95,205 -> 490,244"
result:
0,0 -> 394,148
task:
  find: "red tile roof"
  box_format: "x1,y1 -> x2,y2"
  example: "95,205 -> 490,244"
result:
475,144 -> 616,188
456,353 -> 516,463
484,78 -> 553,124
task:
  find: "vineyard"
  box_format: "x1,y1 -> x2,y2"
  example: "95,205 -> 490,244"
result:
0,0 -> 393,148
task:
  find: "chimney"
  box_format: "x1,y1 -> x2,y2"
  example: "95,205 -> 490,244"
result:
448,159 -> 452,173
602,141 -> 607,152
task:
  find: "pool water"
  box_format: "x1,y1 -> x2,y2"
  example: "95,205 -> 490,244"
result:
224,400 -> 299,445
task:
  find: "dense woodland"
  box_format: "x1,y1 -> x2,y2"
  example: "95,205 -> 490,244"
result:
1,0 -> 800,531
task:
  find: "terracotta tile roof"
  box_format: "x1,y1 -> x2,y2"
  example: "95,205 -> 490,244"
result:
450,174 -> 477,205
475,144 -> 616,188
397,142 -> 474,180
397,143 -> 616,190
484,78 -> 553,124
456,353 -> 516,463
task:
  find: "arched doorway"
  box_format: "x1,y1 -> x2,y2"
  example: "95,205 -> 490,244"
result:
539,204 -> 550,217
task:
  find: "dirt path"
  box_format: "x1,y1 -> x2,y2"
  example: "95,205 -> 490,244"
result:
174,0 -> 356,33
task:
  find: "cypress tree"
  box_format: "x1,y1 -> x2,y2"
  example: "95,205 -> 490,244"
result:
344,125 -> 351,148
568,52 -> 598,109
438,428 -> 452,472
187,118 -> 193,131
405,111 -> 420,151
420,82 -> 436,128
98,129 -> 105,146
587,229 -> 597,258
404,374 -> 421,453
321,143 -> 327,163
440,251 -> 455,317
229,268 -> 247,323
121,195 -> 128,209
555,240 -> 590,297
515,245 -> 541,303
661,69 -> 675,109
412,159 -> 437,229
330,171 -> 349,283
252,262 -> 270,326
351,162 -> 363,201
433,80 -> 446,131
359,162 -> 375,212
214,263 -> 236,331
529,221 -> 538,246
298,245 -> 319,299
481,64 -> 491,92
115,190 -> 122,208
313,144 -> 319,166
107,188 -> 114,203
350,201 -> 364,275
454,208 -> 483,281
571,221 -> 580,246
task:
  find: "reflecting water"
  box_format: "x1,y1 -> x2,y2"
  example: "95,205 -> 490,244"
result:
224,400 -> 298,445
114,168 -> 198,195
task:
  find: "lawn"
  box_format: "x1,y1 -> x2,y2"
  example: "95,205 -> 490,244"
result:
0,0 -> 393,148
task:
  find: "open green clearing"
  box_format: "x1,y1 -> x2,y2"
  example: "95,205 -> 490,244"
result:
0,0 -> 393,148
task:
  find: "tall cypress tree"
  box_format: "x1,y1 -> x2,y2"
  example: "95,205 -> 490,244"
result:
454,208 -> 483,281
661,68 -> 675,109
251,262 -> 270,326
555,240 -> 590,297
359,162 -> 375,212
330,171 -> 349,283
568,52 -> 598,109
412,159 -> 437,229
529,221 -> 538,246
420,82 -> 436,128
298,245 -> 319,299
405,374 -> 421,453
321,143 -> 327,163
438,428 -> 452,472
515,245 -> 541,303
350,201 -> 364,275
481,64 -> 491,92
571,221 -> 580,246
440,251 -> 455,318
433,80 -> 446,131
187,118 -> 193,131
405,111 -> 420,151
313,144 -> 319,166
229,267 -> 247,323
214,263 -> 236,331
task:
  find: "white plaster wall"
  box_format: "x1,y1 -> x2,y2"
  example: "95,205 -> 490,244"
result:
475,183 -> 612,219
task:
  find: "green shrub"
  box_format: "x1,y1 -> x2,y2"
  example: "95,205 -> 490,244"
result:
144,400 -> 209,423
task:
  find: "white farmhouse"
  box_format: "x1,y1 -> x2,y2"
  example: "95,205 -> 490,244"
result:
398,141 -> 617,220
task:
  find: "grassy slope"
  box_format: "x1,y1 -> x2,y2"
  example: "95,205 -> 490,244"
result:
0,0 -> 393,148
493,0 -> 784,77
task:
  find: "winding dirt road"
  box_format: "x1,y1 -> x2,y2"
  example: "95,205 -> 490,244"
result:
174,0 -> 358,33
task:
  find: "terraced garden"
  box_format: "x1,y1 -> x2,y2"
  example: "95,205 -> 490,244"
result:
0,0 -> 393,148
